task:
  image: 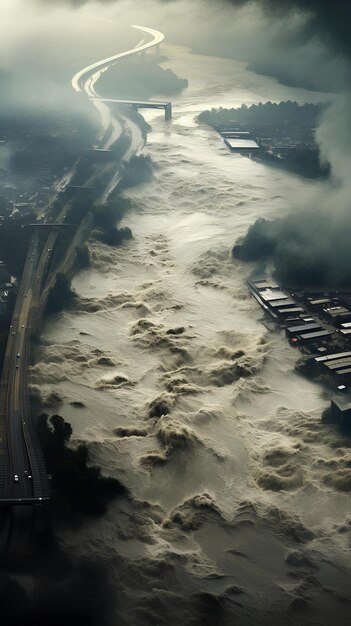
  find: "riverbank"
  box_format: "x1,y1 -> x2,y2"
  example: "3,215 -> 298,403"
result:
30,43 -> 351,624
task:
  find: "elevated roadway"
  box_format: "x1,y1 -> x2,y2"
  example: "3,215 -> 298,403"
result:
93,98 -> 172,120
0,232 -> 49,504
0,24 -> 165,554
72,25 -> 164,93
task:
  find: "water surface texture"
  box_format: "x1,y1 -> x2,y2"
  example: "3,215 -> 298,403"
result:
35,46 -> 351,624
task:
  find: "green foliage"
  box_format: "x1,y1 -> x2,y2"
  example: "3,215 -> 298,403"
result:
98,58 -> 188,100
97,226 -> 133,247
92,196 -> 133,247
75,244 -> 90,269
46,273 -> 76,314
93,197 -> 131,230
37,413 -> 126,520
199,101 -> 329,179
123,109 -> 151,139
120,155 -> 153,189
198,100 -> 325,127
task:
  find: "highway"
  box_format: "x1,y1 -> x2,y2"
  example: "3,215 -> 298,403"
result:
1,232 -> 49,501
75,26 -> 162,152
0,233 -> 49,557
72,25 -> 164,93
2,233 -> 38,502
73,24 -> 167,199
31,24 -> 160,333
0,24 -> 164,555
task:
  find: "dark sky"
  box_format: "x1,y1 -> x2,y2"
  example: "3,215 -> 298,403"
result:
37,0 -> 351,58
237,0 -> 351,56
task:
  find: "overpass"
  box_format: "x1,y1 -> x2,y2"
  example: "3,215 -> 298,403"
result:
0,24 -> 166,555
93,97 -> 172,121
0,497 -> 49,506
72,25 -> 164,94
22,223 -> 76,230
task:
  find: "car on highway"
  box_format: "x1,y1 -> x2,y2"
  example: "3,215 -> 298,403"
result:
21,324 -> 24,328
17,353 -> 20,358
14,474 -> 19,482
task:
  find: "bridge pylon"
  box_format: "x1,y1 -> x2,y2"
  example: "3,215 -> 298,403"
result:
165,103 -> 172,121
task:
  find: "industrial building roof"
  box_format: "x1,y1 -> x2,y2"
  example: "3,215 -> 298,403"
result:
277,307 -> 303,314
335,368 -> 351,376
314,351 -> 351,363
252,280 -> 272,289
325,358 -> 351,370
260,289 -> 288,302
324,306 -> 351,318
309,298 -> 331,305
269,298 -> 296,308
297,330 -> 332,341
287,323 -> 321,335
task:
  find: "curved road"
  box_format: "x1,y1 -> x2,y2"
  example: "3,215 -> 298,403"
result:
76,25 -> 165,199
72,25 -> 164,93
0,24 -> 164,556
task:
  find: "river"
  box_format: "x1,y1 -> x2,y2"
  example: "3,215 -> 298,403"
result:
33,44 -> 351,624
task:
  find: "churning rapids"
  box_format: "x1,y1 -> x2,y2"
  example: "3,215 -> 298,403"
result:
34,45 -> 351,624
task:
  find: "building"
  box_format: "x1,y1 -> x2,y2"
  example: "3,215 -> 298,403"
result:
259,288 -> 288,303
286,322 -> 321,339
330,398 -> 351,428
323,306 -> 351,325
293,329 -> 332,345
224,137 -> 260,152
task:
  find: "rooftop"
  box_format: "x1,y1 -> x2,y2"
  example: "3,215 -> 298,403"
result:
225,138 -> 260,151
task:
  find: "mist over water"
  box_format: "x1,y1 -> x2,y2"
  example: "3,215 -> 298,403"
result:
34,44 -> 351,623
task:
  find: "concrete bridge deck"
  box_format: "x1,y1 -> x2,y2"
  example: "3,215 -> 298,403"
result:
94,98 -> 172,120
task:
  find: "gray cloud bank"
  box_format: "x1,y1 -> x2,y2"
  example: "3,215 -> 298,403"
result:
31,0 -> 351,57
233,88 -> 351,288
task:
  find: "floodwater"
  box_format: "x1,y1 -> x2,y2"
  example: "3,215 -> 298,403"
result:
34,45 -> 351,624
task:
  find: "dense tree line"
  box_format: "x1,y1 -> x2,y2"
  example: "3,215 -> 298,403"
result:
36,413 -> 126,520
98,58 -> 188,100
198,100 -> 325,127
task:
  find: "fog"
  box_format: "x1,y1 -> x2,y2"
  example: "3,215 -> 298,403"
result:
4,1 -> 351,99
3,0 -> 351,624
13,0 -> 347,291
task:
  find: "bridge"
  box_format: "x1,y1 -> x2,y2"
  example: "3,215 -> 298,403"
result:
0,24 -> 168,557
22,223 -> 76,230
93,98 -> 172,121
0,497 -> 50,506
